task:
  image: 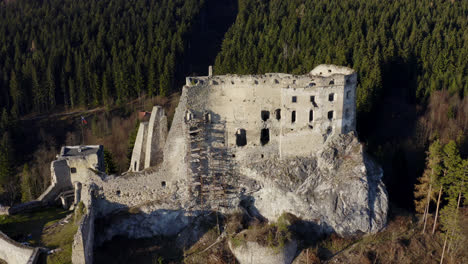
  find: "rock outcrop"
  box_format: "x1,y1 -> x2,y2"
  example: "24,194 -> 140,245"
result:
242,132 -> 388,236
228,238 -> 298,264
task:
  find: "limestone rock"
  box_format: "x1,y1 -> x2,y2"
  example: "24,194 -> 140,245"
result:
228,237 -> 297,264
243,132 -> 388,236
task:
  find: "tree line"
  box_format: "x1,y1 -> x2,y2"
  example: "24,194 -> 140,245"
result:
414,140 -> 467,262
214,0 -> 468,115
0,0 -> 205,117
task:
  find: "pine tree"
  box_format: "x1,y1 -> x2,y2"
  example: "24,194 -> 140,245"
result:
46,64 -> 56,110
9,70 -> 22,117
103,149 -> 117,175
20,164 -> 32,202
414,140 -> 443,233
0,133 -> 15,204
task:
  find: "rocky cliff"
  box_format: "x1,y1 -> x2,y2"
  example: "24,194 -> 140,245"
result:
241,132 -> 388,236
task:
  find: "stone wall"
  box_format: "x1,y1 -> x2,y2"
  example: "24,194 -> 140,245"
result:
129,106 -> 168,172
0,231 -> 40,264
183,64 -> 357,161
144,106 -> 168,168
72,192 -> 95,264
129,122 -> 148,172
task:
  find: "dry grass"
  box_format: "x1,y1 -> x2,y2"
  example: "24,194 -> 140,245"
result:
302,208 -> 468,264
183,228 -> 237,264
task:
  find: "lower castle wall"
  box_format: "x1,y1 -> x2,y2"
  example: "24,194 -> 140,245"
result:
72,195 -> 95,264
0,231 -> 40,264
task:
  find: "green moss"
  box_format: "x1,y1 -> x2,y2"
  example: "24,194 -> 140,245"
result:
230,212 -> 296,252
230,235 -> 246,248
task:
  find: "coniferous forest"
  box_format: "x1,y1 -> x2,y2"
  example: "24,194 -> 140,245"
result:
214,0 -> 468,115
0,0 -> 204,117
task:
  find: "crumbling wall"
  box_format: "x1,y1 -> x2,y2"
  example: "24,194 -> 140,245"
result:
37,159 -> 72,204
129,122 -> 148,172
144,106 -> 168,168
72,193 -> 95,264
0,231 -> 40,264
183,65 -> 357,161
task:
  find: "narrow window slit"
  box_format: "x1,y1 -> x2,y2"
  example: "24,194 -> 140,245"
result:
260,129 -> 270,145
275,109 -> 281,120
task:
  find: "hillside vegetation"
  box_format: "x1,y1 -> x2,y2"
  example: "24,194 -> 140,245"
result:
215,0 -> 468,115
0,0 -> 204,117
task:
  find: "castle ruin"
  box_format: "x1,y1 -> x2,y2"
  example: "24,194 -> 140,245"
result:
0,65 -> 388,264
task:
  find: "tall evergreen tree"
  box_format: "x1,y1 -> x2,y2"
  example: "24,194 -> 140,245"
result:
414,140 -> 443,233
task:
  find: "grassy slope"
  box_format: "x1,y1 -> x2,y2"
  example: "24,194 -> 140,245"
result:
0,205 -> 86,264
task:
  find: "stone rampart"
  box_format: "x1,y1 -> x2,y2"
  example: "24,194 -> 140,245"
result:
0,231 -> 40,264
72,193 -> 95,264
6,201 -> 44,215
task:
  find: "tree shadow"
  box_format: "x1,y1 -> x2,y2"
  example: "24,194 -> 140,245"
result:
358,56 -> 425,211
177,0 -> 238,81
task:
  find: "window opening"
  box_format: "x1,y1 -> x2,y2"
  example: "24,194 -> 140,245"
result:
71,168 -> 77,174
134,162 -> 137,171
235,129 -> 247,147
329,93 -> 335,101
291,111 -> 296,123
309,110 -> 314,122
260,129 -> 270,146
309,82 -> 316,87
261,111 -> 270,121
116,190 -> 121,196
161,181 -> 166,188
328,69 -> 332,73
292,96 -> 297,103
328,111 -> 334,120
327,126 -> 332,134
329,80 -> 335,85
261,154 -> 264,158
275,109 -> 281,120
204,112 -> 211,123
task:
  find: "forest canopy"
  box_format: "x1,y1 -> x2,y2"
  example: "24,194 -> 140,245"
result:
214,0 -> 468,115
0,0 -> 204,116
